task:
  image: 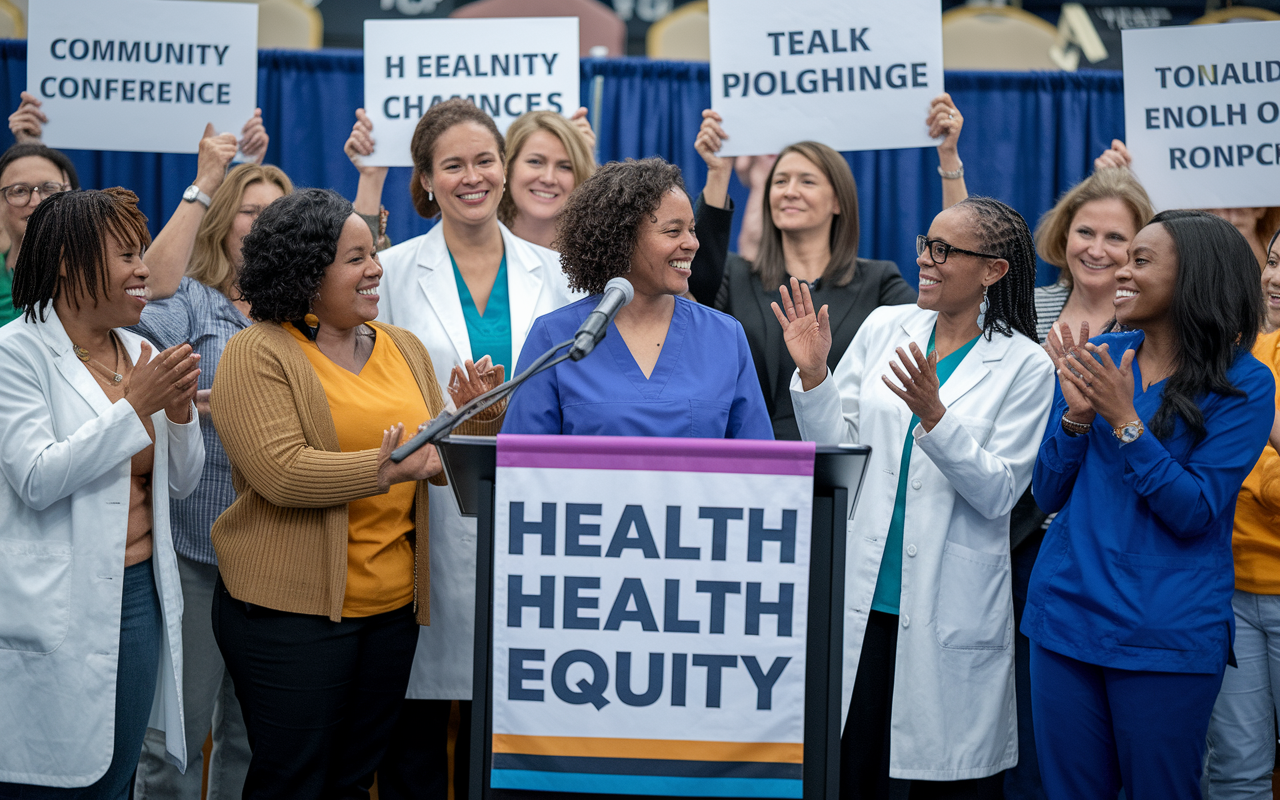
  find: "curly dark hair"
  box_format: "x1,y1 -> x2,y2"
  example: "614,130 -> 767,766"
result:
954,196 -> 1038,342
12,187 -> 149,322
409,98 -> 505,219
553,158 -> 687,295
237,188 -> 353,329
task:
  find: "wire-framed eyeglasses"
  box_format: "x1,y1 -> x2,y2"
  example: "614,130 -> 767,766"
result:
916,235 -> 1001,265
0,182 -> 70,206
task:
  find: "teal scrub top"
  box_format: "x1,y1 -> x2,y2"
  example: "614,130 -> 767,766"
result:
871,326 -> 981,615
450,250 -> 512,375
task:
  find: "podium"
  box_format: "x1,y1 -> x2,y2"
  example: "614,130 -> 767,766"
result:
435,436 -> 870,800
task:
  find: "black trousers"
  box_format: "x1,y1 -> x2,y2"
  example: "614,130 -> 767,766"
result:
212,577 -> 418,800
841,610 -> 1004,800
376,699 -> 471,800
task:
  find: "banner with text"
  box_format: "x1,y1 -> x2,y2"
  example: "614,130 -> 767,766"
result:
492,435 -> 815,798
27,0 -> 258,154
363,17 -> 580,167
1123,21 -> 1280,209
708,0 -> 942,156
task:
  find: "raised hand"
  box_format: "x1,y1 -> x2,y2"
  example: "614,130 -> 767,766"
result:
9,91 -> 46,143
376,423 -> 442,491
1045,321 -> 1096,423
568,106 -> 596,151
694,109 -> 732,173
926,92 -> 963,153
448,356 -> 505,409
344,108 -> 388,178
883,343 -> 946,431
772,277 -> 831,390
238,108 -> 268,165
123,342 -> 201,425
1094,139 -> 1132,171
195,123 -> 239,196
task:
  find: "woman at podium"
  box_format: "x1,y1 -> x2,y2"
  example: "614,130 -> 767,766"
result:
502,157 -> 773,440
778,197 -> 1054,798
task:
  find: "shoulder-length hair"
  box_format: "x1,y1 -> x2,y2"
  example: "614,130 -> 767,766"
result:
11,188 -> 150,322
498,110 -> 595,228
1144,209 -> 1263,443
237,188 -> 354,326
186,163 -> 293,297
753,141 -> 860,290
1034,167 -> 1154,289
408,98 -> 505,220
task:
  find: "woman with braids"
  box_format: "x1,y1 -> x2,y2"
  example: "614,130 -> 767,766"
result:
0,188 -> 203,797
1025,211 -> 1276,799
502,157 -> 772,439
777,196 -> 1054,798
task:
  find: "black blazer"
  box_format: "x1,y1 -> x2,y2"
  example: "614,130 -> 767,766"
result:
692,196 -> 917,440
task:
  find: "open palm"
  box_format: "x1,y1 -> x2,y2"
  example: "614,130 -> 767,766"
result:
771,277 -> 831,387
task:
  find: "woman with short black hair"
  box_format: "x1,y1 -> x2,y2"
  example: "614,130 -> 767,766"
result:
1027,210 -> 1276,799
502,157 -> 772,439
779,196 -> 1054,798
207,188 -> 503,799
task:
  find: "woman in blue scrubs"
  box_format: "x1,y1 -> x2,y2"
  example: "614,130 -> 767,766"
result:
1026,210 -> 1277,799
503,157 -> 772,440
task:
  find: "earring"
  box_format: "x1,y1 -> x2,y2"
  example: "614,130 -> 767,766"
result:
428,190 -> 434,202
979,285 -> 990,316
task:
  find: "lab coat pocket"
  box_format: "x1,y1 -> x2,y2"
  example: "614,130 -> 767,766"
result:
935,540 -> 1011,650
0,538 -> 73,654
1113,551 -> 1212,652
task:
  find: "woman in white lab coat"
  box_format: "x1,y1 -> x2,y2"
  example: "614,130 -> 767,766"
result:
344,98 -> 582,799
0,188 -> 203,798
777,196 -> 1054,799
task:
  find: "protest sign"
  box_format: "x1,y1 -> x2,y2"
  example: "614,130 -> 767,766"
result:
491,435 -> 815,799
26,0 -> 258,154
708,0 -> 943,156
362,18 -> 580,167
1123,21 -> 1280,209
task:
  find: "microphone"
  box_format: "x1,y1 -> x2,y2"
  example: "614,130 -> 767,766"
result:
568,277 -> 634,361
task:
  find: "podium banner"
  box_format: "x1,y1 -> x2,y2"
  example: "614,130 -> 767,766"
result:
491,435 -> 815,798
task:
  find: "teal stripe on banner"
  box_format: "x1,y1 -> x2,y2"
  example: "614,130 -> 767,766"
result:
489,769 -> 804,798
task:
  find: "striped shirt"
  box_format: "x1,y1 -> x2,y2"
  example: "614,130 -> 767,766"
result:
130,277 -> 249,564
1034,283 -> 1071,344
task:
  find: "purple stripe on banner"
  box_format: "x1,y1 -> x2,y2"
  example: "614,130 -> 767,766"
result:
496,435 -> 815,476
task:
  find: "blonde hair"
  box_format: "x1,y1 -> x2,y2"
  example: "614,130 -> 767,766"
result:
1033,167 -> 1154,290
498,110 -> 596,227
186,163 -> 293,296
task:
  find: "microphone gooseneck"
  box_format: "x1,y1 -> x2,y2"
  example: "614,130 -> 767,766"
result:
569,277 -> 635,362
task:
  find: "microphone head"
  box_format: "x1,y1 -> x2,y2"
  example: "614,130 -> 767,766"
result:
604,277 -> 635,305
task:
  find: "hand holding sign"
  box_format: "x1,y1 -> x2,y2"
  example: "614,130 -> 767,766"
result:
9,92 -> 47,144
344,108 -> 386,177
194,123 -> 238,196
1095,139 -> 1132,171
238,108 -> 268,165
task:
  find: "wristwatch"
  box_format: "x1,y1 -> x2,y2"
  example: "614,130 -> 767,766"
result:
182,184 -> 212,208
1113,419 -> 1144,445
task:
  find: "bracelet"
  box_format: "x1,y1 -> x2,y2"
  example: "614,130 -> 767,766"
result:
1061,415 -> 1092,436
937,162 -> 964,180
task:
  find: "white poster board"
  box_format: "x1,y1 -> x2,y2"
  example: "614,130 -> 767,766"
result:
362,18 -> 580,168
1123,21 -> 1280,210
708,0 -> 943,156
26,0 -> 258,155
491,435 -> 814,798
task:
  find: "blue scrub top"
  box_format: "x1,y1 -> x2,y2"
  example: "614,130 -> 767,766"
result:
450,250 -> 512,375
1023,330 -> 1276,674
502,295 -> 774,440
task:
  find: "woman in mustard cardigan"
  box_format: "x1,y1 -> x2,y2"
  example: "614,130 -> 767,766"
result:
208,189 -> 503,799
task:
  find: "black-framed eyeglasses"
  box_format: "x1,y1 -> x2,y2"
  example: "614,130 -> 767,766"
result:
916,235 -> 1001,265
0,181 -> 70,206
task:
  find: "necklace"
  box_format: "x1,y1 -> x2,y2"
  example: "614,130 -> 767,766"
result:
73,334 -> 124,384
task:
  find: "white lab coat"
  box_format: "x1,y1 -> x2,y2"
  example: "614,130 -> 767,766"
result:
0,311 -> 202,786
791,304 -> 1053,781
377,221 -> 580,698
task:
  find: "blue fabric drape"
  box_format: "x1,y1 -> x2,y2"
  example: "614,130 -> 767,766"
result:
0,40 -> 1124,287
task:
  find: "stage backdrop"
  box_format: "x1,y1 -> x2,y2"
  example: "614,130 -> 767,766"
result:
0,41 -> 1124,288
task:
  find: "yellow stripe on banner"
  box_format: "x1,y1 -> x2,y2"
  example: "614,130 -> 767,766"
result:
491,735 -> 804,764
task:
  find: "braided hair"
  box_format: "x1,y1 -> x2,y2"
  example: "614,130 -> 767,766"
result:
955,196 -> 1038,342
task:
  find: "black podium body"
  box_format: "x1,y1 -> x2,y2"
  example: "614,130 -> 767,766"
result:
434,436 -> 870,800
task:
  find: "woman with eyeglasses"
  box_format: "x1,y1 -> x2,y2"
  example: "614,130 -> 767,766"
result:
0,143 -> 79,325
777,197 -> 1054,798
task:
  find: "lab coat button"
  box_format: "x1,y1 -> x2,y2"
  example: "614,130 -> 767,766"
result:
911,479 -> 922,490
901,614 -> 910,628
906,544 -> 917,557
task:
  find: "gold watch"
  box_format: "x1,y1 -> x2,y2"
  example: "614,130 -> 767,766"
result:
1113,419 -> 1144,444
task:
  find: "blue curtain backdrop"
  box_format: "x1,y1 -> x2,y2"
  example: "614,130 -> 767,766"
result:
0,41 -> 1124,288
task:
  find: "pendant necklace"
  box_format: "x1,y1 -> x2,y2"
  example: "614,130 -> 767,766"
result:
73,334 -> 124,384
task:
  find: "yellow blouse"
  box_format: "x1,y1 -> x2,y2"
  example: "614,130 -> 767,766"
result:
1233,330 -> 1280,594
289,324 -> 430,616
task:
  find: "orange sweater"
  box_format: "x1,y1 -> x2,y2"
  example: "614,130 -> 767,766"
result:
1233,330 -> 1280,594
210,321 -> 502,623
